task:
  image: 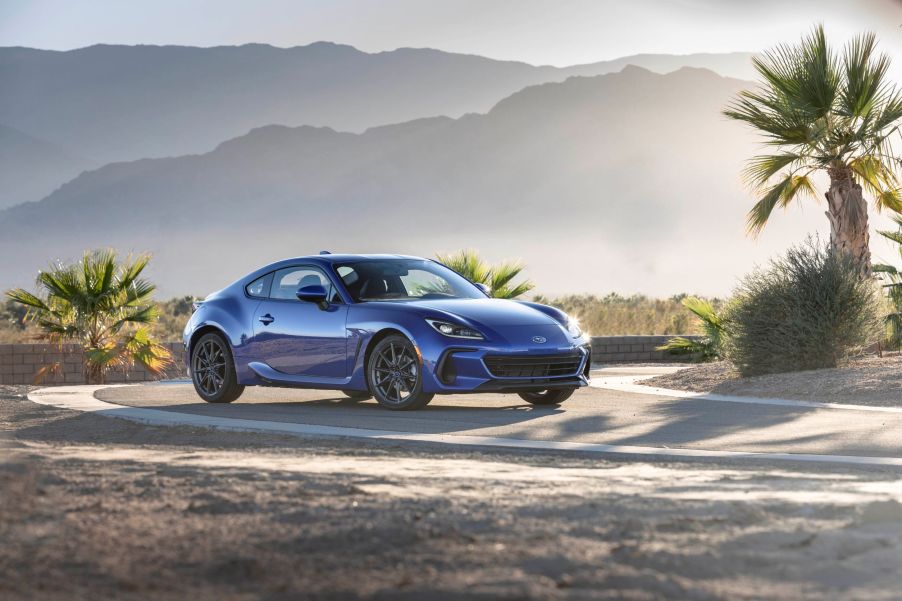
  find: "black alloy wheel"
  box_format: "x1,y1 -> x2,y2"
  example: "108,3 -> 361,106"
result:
367,335 -> 434,410
191,332 -> 244,403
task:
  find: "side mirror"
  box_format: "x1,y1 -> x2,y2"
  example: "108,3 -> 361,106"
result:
474,282 -> 491,296
296,284 -> 328,309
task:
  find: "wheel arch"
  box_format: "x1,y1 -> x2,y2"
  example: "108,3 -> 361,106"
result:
188,324 -> 231,358
362,327 -> 408,374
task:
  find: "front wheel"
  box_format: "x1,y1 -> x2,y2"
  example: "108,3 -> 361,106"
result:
367,335 -> 434,410
191,332 -> 244,403
518,388 -> 575,406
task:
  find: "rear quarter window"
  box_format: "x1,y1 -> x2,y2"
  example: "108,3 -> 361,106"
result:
245,273 -> 273,298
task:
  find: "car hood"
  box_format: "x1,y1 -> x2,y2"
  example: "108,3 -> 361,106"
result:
404,298 -> 560,327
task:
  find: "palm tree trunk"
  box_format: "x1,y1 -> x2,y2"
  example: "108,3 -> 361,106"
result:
84,361 -> 105,385
825,166 -> 871,279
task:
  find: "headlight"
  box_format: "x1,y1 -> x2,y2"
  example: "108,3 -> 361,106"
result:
566,317 -> 582,338
426,319 -> 484,339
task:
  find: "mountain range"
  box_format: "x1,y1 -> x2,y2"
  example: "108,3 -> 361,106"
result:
0,43 -> 756,161
0,124 -> 95,209
2,64 -> 843,297
0,43 -> 754,208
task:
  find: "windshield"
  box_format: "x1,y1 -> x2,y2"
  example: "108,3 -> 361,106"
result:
334,260 -> 485,302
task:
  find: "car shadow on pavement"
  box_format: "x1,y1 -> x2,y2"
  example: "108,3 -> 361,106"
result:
579,398 -> 883,455
105,399 -> 565,436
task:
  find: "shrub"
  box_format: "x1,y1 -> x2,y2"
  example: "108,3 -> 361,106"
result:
724,239 -> 883,377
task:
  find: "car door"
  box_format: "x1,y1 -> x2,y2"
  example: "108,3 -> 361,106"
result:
251,265 -> 348,378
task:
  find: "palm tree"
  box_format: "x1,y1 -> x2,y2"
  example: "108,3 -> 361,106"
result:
875,215 -> 902,348
6,250 -> 172,384
657,297 -> 726,361
435,249 -> 534,299
724,25 -> 902,278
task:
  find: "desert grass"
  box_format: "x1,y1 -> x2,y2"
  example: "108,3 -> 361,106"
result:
533,293 -> 724,336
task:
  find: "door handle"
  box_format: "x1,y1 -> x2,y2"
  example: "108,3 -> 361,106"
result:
259,313 -> 274,325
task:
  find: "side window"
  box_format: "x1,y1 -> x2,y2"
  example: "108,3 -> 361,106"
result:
271,266 -> 334,301
336,265 -> 360,301
245,273 -> 272,298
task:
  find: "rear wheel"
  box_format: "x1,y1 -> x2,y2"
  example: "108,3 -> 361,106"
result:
367,335 -> 434,410
518,388 -> 575,406
191,332 -> 244,404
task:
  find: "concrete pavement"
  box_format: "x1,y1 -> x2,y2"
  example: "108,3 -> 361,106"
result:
47,366 -> 900,461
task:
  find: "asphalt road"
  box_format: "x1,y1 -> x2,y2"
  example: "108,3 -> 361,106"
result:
93,367 -> 902,459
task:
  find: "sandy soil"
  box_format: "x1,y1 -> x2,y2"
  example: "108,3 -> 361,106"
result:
644,354 -> 902,406
2,386 -> 902,600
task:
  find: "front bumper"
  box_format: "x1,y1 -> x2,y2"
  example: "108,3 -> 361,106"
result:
422,342 -> 591,394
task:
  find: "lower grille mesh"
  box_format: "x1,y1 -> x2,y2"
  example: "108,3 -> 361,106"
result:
483,354 -> 581,378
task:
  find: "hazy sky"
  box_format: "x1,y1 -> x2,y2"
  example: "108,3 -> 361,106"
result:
2,0 -> 901,67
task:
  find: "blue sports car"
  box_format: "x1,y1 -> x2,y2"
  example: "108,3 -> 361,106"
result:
183,253 -> 591,410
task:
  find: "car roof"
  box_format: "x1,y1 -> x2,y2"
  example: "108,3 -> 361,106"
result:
276,253 -> 424,266
241,254 -> 427,281
308,253 -> 423,264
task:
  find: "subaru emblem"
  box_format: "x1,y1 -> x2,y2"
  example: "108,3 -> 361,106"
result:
532,336 -> 547,343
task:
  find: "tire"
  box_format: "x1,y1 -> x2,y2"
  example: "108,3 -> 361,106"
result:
191,332 -> 244,404
342,390 -> 372,400
366,335 -> 434,410
518,388 -> 576,406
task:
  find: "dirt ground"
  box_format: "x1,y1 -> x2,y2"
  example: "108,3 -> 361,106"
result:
2,385 -> 902,600
644,354 -> 902,406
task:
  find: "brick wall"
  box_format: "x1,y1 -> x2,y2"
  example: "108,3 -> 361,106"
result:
0,342 -> 186,386
590,335 -> 701,363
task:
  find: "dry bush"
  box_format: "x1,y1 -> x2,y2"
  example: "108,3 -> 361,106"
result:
724,240 -> 883,377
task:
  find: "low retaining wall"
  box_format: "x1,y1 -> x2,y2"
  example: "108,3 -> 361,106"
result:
0,342 -> 186,386
0,335 -> 699,385
590,335 -> 701,364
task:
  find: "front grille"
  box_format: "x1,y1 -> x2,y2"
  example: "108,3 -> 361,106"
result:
483,353 -> 582,378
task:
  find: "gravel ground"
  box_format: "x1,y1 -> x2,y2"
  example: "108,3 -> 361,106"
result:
643,354 -> 902,406
3,385 -> 902,600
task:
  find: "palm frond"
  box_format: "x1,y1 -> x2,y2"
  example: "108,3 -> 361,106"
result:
839,31 -> 888,118
5,288 -> 49,311
878,228 -> 902,247
123,327 -> 173,375
488,261 -> 534,299
657,297 -> 726,361
96,249 -> 117,295
875,188 -> 902,212
117,253 -> 152,292
656,336 -> 705,355
781,174 -> 818,207
435,250 -> 491,285
741,153 -> 803,188
109,304 -> 159,333
435,250 -> 533,299
870,90 -> 902,133
747,175 -> 795,234
849,154 -> 899,198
